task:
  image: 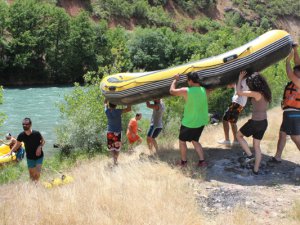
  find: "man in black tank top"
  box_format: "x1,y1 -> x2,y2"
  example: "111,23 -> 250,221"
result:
9,118 -> 45,182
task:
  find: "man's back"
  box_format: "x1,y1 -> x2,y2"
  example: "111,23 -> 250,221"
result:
182,86 -> 209,128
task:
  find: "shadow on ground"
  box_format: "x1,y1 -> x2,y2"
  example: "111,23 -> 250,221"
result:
144,145 -> 300,186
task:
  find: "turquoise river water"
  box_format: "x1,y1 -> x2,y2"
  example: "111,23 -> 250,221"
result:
0,86 -> 151,156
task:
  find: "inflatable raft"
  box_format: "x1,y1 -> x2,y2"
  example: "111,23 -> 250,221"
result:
0,145 -> 16,164
101,30 -> 293,105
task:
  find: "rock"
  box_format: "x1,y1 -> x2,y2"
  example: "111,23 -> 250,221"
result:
292,167 -> 300,181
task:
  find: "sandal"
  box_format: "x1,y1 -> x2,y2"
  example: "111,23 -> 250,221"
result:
268,157 -> 281,164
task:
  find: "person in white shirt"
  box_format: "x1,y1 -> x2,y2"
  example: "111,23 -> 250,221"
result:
218,78 -> 249,146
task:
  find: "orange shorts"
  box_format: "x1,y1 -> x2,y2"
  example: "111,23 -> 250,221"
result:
127,133 -> 140,144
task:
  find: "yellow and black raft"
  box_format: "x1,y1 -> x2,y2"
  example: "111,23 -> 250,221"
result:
101,30 -> 293,105
0,144 -> 16,164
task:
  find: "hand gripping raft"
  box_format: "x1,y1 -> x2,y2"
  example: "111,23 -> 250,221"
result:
100,30 -> 293,105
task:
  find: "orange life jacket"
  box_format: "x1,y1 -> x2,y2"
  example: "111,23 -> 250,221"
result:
282,81 -> 300,110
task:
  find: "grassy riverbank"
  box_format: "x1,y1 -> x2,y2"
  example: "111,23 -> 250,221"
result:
0,106 -> 300,225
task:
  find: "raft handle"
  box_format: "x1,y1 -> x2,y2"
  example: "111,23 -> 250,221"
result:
109,86 -> 116,91
223,54 -> 238,63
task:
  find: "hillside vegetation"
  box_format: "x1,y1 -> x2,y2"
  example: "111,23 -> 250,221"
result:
0,0 -> 299,85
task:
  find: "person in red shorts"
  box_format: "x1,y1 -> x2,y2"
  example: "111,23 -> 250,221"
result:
126,113 -> 142,150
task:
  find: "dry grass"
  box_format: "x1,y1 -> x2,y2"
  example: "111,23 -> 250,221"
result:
213,207 -> 258,225
290,200 -> 300,223
0,154 -> 204,225
0,106 -> 299,225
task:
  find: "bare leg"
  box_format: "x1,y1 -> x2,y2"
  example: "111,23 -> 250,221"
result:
147,136 -> 153,152
179,140 -> 188,161
35,164 -> 42,181
274,131 -> 287,160
27,159 -> 41,181
236,131 -> 252,156
223,120 -> 230,141
137,138 -> 143,145
291,135 -> 300,150
152,138 -> 158,153
230,122 -> 238,142
28,168 -> 35,181
112,151 -> 119,165
128,143 -> 133,151
253,139 -> 262,172
191,141 -> 205,161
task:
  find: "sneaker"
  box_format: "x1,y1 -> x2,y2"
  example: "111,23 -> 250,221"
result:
217,140 -> 231,145
176,160 -> 188,167
197,160 -> 208,168
244,155 -> 255,164
252,168 -> 259,175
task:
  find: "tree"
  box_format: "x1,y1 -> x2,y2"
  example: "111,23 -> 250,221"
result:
128,28 -> 174,70
66,12 -> 97,82
43,6 -> 71,82
0,1 -> 8,71
7,0 -> 48,72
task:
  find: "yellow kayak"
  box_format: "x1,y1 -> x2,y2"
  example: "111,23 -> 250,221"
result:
0,145 -> 16,164
101,30 -> 293,105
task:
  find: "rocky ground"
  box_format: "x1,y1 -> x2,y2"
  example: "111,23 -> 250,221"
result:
138,133 -> 300,224
196,146 -> 300,224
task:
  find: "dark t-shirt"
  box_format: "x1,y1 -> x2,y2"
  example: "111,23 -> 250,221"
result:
17,130 -> 44,160
105,107 -> 123,132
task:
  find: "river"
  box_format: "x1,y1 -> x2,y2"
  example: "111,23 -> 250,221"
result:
0,86 -> 151,156
0,86 -> 73,156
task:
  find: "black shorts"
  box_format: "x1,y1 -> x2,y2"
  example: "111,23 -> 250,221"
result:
239,119 -> 268,140
223,102 -> 244,123
179,125 -> 204,142
280,111 -> 300,135
147,125 -> 162,138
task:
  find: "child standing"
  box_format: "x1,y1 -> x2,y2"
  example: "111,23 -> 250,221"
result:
126,113 -> 142,150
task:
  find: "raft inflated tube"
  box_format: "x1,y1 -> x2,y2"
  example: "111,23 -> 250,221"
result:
100,30 -> 293,105
0,144 -> 16,164
0,144 -> 11,155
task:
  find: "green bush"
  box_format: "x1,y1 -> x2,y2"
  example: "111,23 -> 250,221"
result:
128,27 -> 174,70
146,6 -> 173,27
174,0 -> 215,13
192,18 -> 221,33
56,79 -> 106,152
0,162 -> 26,184
225,11 -> 246,28
148,0 -> 168,6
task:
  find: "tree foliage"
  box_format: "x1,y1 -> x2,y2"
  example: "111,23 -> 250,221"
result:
0,86 -> 6,127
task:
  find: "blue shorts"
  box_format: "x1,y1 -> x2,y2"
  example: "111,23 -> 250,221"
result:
27,157 -> 44,169
147,126 -> 162,138
16,147 -> 25,161
280,111 -> 300,135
